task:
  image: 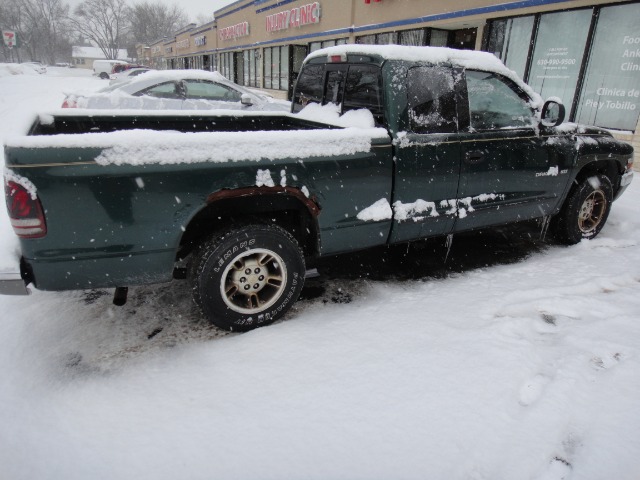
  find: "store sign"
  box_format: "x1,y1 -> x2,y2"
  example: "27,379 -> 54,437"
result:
219,22 -> 250,41
266,2 -> 321,33
2,30 -> 17,48
194,35 -> 207,47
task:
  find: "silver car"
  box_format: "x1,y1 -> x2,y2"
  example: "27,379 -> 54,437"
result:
62,70 -> 290,112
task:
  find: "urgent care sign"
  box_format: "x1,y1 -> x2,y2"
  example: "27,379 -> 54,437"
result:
266,2 -> 321,33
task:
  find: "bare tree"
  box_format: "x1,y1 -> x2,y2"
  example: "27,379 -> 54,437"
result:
0,0 -> 71,63
69,0 -> 129,60
23,0 -> 70,64
128,1 -> 187,45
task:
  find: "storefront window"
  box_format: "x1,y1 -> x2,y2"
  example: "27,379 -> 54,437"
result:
487,16 -> 534,79
280,46 -> 289,91
262,46 -> 290,91
399,29 -> 426,46
264,48 -> 272,89
356,34 -> 376,45
429,30 -> 449,47
242,49 -> 258,87
527,9 -> 592,106
575,3 -> 640,131
219,52 -> 235,82
272,47 -> 280,89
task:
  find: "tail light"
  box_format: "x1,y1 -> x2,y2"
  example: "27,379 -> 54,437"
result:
5,180 -> 47,238
625,157 -> 634,173
61,98 -> 77,108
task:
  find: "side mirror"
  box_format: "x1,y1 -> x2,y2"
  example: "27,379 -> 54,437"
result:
540,98 -> 565,127
241,94 -> 254,106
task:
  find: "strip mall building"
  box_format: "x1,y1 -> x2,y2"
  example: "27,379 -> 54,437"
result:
137,0 -> 640,149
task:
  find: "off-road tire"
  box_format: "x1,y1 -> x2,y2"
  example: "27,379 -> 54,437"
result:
552,174 -> 613,244
189,224 -> 305,331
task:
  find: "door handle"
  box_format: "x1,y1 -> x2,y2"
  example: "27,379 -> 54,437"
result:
465,150 -> 485,164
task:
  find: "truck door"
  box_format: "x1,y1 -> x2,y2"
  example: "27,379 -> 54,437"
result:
389,65 -> 462,244
454,70 -> 568,231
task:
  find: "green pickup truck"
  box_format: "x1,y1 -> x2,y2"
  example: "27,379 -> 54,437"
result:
2,45 -> 634,331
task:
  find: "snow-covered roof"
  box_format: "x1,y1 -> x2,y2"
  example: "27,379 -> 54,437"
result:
72,46 -> 129,60
309,45 -> 543,107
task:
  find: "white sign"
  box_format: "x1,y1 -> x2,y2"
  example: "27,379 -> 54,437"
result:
266,2 -> 321,33
219,22 -> 250,41
3,31 -> 16,49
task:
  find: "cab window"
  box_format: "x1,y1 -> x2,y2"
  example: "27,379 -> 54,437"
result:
407,66 -> 458,134
465,70 -> 534,130
292,65 -> 323,112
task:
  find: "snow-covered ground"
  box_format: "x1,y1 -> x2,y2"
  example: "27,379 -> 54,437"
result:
1,68 -> 639,480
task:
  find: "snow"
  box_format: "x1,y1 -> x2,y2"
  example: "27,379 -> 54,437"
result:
6,126 -> 387,167
2,67 -> 640,480
356,198 -> 392,221
311,45 -> 543,108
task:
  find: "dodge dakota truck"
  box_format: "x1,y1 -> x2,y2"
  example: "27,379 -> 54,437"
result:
2,45 -> 634,331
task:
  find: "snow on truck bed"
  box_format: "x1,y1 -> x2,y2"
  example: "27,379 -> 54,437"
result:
4,105 -> 388,166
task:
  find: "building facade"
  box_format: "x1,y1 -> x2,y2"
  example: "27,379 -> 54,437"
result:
136,0 -> 640,150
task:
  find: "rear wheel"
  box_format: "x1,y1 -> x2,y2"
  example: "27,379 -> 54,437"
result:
190,224 -> 305,331
99,72 -> 109,79
552,174 -> 613,244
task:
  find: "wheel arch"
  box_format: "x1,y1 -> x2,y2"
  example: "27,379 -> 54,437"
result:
178,187 -> 321,260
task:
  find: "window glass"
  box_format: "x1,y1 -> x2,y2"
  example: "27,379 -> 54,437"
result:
488,16 -> 534,79
264,48 -> 272,89
429,30 -> 449,47
377,32 -> 397,45
336,38 -> 347,46
243,52 -> 249,86
527,9 -> 592,105
325,70 -> 346,106
138,82 -> 180,99
356,35 -> 376,45
466,70 -> 534,130
309,42 -> 322,52
183,80 -> 242,101
292,64 -> 324,112
575,3 -> 640,131
344,65 -> 382,122
272,47 -> 280,90
280,45 -> 289,91
407,66 -> 457,133
399,29 -> 426,46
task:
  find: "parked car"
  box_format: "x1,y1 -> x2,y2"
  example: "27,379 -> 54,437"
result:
93,60 -> 129,79
112,63 -> 146,74
109,68 -> 153,85
62,70 -> 291,111
22,62 -> 46,74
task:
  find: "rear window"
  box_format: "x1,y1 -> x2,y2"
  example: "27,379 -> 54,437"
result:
293,63 -> 383,123
292,65 -> 324,112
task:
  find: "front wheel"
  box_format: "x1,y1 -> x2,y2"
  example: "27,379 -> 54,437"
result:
190,224 -> 305,331
552,174 -> 613,244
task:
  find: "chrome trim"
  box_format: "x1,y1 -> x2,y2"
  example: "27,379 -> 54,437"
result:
4,161 -> 97,169
621,171 -> 633,187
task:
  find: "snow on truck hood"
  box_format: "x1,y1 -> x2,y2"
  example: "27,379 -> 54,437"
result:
309,45 -> 544,108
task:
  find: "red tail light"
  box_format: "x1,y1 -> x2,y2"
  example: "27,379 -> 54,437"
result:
61,98 -> 77,108
5,180 -> 47,238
